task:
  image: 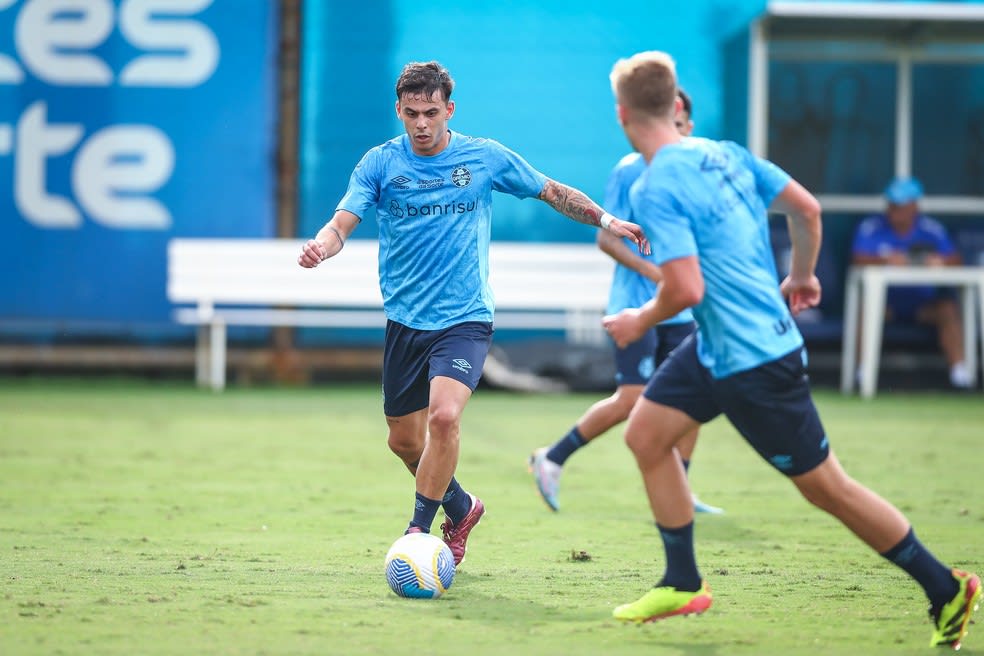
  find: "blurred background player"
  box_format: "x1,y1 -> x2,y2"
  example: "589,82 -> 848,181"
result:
298,61 -> 649,566
602,51 -> 980,649
528,89 -> 722,515
851,177 -> 972,389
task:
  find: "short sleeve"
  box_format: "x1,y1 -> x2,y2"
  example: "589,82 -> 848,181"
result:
725,142 -> 791,207
851,216 -> 883,255
336,148 -> 382,218
486,140 -> 548,199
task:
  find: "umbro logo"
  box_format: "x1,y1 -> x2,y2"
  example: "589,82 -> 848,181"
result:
391,175 -> 411,189
451,358 -> 472,373
769,454 -> 793,472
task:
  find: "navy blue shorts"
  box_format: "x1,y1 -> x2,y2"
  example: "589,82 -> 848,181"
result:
382,320 -> 493,417
643,336 -> 829,476
614,321 -> 696,386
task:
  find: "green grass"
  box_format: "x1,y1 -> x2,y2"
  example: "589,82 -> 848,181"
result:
1,378 -> 982,656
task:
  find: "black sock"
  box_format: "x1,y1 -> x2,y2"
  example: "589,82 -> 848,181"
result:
441,477 -> 472,525
656,522 -> 702,592
408,492 -> 442,533
546,427 -> 587,465
880,528 -> 958,610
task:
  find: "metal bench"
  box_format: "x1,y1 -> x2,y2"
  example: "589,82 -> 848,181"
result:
167,238 -> 615,390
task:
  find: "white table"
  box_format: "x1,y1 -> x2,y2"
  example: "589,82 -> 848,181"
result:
840,265 -> 984,398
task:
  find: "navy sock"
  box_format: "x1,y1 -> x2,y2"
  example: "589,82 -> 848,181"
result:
441,477 -> 472,525
880,528 -> 958,609
655,522 -> 702,592
408,492 -> 442,533
546,427 -> 587,465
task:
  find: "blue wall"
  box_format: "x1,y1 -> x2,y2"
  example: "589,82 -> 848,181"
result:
0,0 -> 278,327
300,0 -> 766,243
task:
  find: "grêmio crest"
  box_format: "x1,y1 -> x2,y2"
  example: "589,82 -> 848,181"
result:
451,166 -> 471,188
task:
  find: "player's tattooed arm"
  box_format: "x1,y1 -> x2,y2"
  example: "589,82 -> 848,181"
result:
538,179 -> 603,226
539,178 -> 651,255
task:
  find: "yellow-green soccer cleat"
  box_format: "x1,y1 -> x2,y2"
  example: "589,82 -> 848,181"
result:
613,581 -> 712,623
929,569 -> 981,650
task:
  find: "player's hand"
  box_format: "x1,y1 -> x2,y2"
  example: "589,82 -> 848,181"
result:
297,239 -> 328,268
607,218 -> 651,256
602,308 -> 647,348
780,275 -> 822,315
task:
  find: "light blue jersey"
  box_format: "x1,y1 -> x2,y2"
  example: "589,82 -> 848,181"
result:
631,137 -> 800,378
337,131 -> 547,330
603,153 -> 693,325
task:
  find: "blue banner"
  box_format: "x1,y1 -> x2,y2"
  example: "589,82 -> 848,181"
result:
0,0 -> 277,325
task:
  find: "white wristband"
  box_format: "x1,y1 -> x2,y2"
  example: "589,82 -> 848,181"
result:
600,212 -> 614,230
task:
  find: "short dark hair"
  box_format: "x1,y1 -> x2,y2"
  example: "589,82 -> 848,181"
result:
396,61 -> 454,103
677,87 -> 692,118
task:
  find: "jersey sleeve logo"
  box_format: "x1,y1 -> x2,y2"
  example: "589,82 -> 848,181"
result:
451,166 -> 472,188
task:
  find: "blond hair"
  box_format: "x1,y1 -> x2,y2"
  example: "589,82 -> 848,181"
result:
610,51 -> 678,120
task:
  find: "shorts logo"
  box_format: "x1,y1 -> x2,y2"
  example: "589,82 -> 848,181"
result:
769,454 -> 793,472
451,166 -> 471,188
638,356 -> 655,380
452,358 -> 472,373
389,200 -> 404,218
391,175 -> 411,189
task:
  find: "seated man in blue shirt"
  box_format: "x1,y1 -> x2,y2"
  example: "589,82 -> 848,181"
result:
851,177 -> 971,389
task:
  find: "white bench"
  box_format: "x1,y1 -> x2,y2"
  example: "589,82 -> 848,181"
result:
166,238 -> 615,390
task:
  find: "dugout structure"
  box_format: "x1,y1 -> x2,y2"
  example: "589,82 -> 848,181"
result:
727,2 -> 984,381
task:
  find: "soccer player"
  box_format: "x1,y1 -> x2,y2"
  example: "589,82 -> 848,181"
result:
528,88 -> 722,515
602,51 -> 980,649
297,61 -> 649,566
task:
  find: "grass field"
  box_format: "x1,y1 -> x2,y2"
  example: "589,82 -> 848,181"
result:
1,377 -> 982,656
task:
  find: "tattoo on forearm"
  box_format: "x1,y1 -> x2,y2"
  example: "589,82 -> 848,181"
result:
541,180 -> 602,226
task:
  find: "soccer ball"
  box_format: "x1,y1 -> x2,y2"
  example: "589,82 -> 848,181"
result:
384,532 -> 456,599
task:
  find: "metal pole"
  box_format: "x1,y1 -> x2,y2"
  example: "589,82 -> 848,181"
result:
748,19 -> 769,157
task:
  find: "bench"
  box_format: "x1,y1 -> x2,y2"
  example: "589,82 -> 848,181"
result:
166,238 -> 615,390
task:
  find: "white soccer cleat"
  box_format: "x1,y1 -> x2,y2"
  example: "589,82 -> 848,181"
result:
692,493 -> 724,515
528,447 -> 562,512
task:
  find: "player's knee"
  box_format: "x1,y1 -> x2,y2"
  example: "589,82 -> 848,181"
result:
612,390 -> 641,420
797,483 -> 832,511
427,405 -> 461,439
606,385 -> 642,422
794,474 -> 845,513
387,429 -> 422,460
623,426 -> 649,457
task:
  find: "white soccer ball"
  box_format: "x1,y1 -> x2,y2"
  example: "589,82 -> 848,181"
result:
384,532 -> 456,599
